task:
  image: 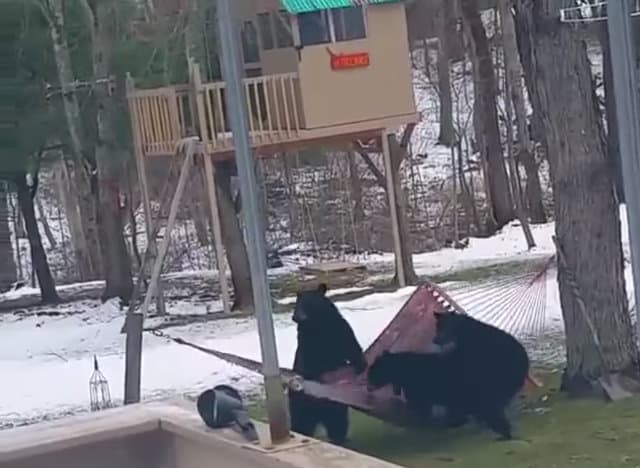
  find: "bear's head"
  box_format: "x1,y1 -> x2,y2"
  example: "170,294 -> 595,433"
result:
432,311 -> 464,348
292,283 -> 330,324
366,350 -> 395,392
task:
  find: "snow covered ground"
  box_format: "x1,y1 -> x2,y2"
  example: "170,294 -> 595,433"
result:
0,206 -> 635,430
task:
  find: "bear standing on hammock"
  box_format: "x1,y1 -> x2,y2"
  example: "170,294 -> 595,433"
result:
289,283 -> 367,445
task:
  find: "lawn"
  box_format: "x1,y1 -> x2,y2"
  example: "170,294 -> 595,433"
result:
250,374 -> 640,468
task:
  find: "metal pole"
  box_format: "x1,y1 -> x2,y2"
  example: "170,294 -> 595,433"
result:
215,0 -> 290,444
607,0 -> 640,337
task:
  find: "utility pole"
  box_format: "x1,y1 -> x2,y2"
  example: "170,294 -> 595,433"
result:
607,0 -> 640,338
215,0 -> 290,444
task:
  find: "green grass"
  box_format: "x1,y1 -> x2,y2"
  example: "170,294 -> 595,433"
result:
249,374 -> 640,468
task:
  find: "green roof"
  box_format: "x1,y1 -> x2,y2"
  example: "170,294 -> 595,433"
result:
280,0 -> 402,14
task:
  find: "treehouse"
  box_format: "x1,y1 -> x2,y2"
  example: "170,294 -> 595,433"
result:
126,0 -> 419,315
127,0 -> 419,159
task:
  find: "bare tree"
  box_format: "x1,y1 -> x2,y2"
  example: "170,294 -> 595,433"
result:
214,161 -> 254,311
0,183 -> 17,292
498,0 -> 546,223
514,0 -> 639,394
35,193 -> 57,249
42,0 -> 101,280
13,170 -> 59,303
346,151 -> 368,250
81,0 -> 134,302
436,0 -> 456,147
461,0 -> 515,229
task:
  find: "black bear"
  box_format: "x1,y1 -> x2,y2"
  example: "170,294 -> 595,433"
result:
367,350 -> 467,426
289,283 -> 367,445
367,311 -> 529,440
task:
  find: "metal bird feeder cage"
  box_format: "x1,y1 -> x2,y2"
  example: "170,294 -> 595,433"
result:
89,355 -> 113,412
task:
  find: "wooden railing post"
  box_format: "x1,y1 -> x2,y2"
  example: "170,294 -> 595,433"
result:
187,59 -> 202,138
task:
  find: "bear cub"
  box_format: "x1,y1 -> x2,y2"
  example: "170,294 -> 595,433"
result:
289,283 -> 367,445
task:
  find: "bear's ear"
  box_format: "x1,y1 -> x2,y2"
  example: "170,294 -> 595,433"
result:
317,283 -> 328,296
434,311 -> 447,321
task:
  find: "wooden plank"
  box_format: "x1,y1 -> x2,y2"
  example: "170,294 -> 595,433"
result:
299,260 -> 367,275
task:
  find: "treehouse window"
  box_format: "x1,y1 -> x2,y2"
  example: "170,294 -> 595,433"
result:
298,10 -> 331,46
275,11 -> 294,48
258,13 -> 275,50
298,6 -> 366,47
258,10 -> 294,50
332,6 -> 366,42
241,20 -> 260,63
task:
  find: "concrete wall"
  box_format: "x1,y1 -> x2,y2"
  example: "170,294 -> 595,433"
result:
0,431 -> 166,468
168,433 -> 296,468
0,430 -> 294,468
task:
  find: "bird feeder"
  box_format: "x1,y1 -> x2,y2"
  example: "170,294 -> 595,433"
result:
89,355 -> 113,412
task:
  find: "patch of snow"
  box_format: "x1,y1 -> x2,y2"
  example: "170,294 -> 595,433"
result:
276,286 -> 374,305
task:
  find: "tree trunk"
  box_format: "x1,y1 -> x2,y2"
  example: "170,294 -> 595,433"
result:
0,183 -> 17,292
358,128 -> 418,284
388,136 -> 418,285
472,78 -> 498,235
461,0 -> 515,228
600,26 -> 625,204
35,194 -> 57,249
498,0 -> 546,224
189,179 -> 210,246
346,151 -> 368,250
58,161 -> 90,281
281,153 -> 298,240
514,0 -> 639,393
512,1 -> 550,180
88,0 -> 133,302
436,0 -> 455,147
14,173 -> 58,303
214,161 -> 254,312
46,0 -> 101,280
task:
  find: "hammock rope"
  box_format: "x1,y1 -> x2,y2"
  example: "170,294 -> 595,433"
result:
442,256 -> 554,338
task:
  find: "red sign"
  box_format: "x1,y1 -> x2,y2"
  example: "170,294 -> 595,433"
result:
327,48 -> 370,71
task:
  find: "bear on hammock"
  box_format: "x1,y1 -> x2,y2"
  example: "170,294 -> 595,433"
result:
289,283 -> 367,445
367,311 -> 529,440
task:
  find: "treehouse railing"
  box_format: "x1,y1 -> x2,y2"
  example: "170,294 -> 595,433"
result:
128,73 -> 304,156
128,86 -> 183,156
200,72 -> 303,152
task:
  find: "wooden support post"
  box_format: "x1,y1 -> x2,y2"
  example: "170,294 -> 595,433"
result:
140,139 -> 196,317
126,73 -> 166,315
381,131 -> 406,287
203,154 -> 232,315
189,61 -> 231,315
123,312 -> 143,404
123,138 -> 195,404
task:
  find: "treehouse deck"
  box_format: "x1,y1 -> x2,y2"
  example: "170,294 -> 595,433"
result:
127,73 -> 419,161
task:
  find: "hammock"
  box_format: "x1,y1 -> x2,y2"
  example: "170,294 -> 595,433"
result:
157,256 -> 553,428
